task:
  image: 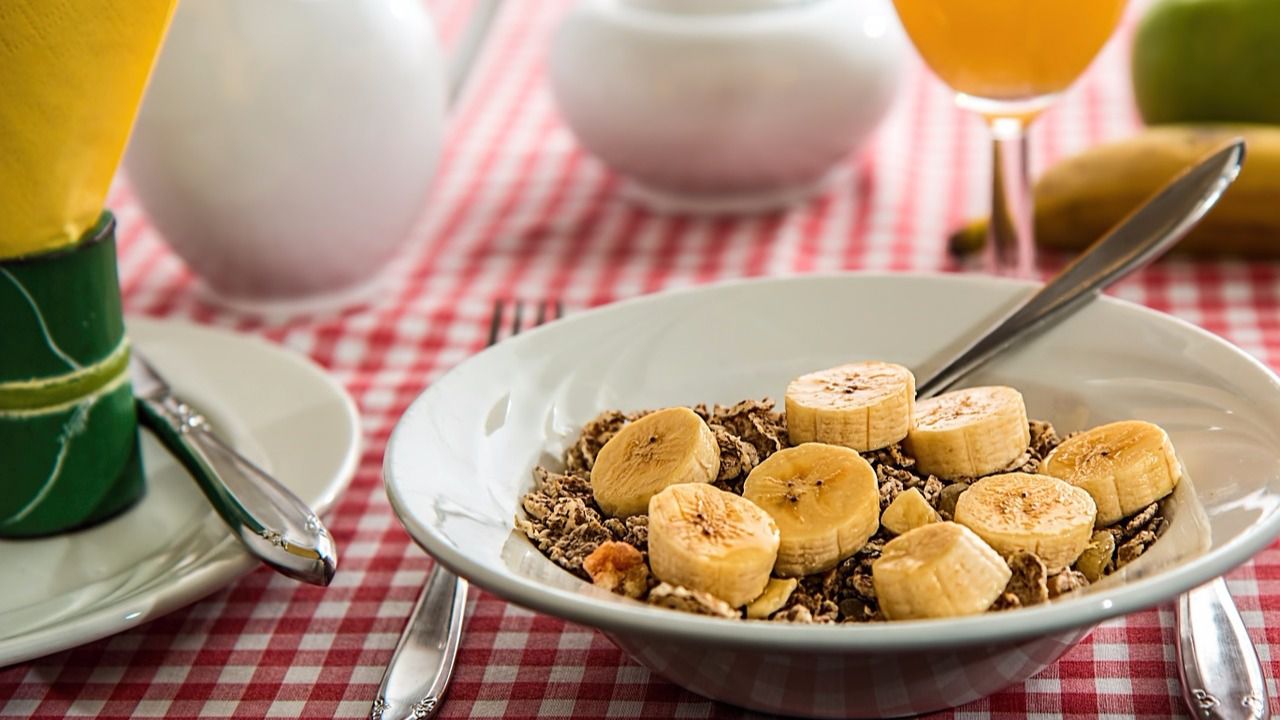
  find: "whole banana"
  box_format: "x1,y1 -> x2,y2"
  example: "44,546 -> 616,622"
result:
950,124 -> 1280,258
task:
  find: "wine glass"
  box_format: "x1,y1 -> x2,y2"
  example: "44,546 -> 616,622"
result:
892,0 -> 1127,276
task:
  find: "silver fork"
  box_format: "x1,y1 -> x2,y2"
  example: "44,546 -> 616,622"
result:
371,299 -> 563,720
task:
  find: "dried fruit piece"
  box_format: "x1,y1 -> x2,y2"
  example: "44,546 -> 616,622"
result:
583,541 -> 650,598
1074,530 -> 1116,582
937,481 -> 970,519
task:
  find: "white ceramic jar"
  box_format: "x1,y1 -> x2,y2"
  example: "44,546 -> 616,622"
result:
125,0 -> 446,313
548,0 -> 908,213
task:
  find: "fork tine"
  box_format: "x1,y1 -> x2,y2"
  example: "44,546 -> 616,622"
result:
487,299 -> 504,347
491,298 -> 563,343
509,300 -> 525,338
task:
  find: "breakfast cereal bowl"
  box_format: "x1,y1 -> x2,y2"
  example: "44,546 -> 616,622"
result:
384,273 -> 1280,718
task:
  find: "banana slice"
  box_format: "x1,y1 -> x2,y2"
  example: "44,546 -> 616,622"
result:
881,487 -> 939,536
742,443 -> 880,577
785,361 -> 916,452
1040,419 -> 1181,527
953,472 -> 1097,570
904,386 -> 1030,479
647,483 -> 779,607
872,522 -> 1012,620
591,407 -> 720,517
745,577 -> 799,619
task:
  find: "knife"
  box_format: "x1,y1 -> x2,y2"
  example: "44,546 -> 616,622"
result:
131,350 -> 338,586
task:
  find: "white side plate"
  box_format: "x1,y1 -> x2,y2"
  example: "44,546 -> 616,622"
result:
0,317 -> 360,667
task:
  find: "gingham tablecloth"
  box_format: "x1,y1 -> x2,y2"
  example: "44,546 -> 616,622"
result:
5,1 -> 1280,718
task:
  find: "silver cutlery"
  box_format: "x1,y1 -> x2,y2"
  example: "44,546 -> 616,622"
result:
915,139 -> 1267,720
916,139 -> 1243,398
372,299 -> 562,720
1179,579 -> 1270,720
132,352 -> 338,587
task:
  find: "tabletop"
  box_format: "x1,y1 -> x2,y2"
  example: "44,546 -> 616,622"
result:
4,1 -> 1280,718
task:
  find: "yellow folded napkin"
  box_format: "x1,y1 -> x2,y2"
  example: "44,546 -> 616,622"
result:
0,0 -> 176,259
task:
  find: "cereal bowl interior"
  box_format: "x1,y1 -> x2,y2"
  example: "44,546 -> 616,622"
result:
385,274 -> 1280,718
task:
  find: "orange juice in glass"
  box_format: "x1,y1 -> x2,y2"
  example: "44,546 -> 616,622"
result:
892,0 -> 1126,275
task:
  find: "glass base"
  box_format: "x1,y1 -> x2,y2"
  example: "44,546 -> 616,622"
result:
955,92 -> 1059,124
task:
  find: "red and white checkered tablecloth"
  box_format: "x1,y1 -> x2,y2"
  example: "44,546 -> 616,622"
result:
5,1 -> 1280,718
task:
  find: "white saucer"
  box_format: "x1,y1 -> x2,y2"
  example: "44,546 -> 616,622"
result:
0,317 -> 360,667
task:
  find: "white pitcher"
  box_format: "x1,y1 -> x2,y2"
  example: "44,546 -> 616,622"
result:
125,0 -> 457,314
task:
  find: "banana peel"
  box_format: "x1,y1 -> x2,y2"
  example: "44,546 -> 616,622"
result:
951,124 -> 1280,258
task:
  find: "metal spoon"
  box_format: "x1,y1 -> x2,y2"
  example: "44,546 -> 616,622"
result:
914,139 -> 1267,720
917,139 -> 1243,397
132,353 -> 338,586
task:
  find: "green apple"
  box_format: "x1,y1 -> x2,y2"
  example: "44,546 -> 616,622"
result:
1132,0 -> 1280,124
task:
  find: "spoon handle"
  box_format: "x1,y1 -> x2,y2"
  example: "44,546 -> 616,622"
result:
371,568 -> 468,720
1177,577 -> 1271,719
916,139 -> 1245,398
136,398 -> 338,587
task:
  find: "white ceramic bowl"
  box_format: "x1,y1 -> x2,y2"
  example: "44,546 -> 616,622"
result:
548,0 -> 907,213
384,274 -> 1280,717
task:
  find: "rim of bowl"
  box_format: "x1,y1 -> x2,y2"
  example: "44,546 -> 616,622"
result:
385,271 -> 1280,651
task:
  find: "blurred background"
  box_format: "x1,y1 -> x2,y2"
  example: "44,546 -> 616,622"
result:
110,0 -> 1143,307
104,0 -> 1280,418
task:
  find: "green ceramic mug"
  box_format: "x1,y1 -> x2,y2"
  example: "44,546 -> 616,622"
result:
0,212 -> 145,537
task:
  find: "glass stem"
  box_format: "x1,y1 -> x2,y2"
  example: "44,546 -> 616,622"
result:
987,117 -> 1035,278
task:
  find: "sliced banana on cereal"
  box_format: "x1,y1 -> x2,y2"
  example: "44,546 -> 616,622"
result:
872,522 -> 1012,620
953,472 -> 1097,570
1040,420 -> 1181,527
647,483 -> 779,607
881,487 -> 939,536
744,577 -> 800,619
904,386 -> 1030,479
785,361 -> 916,452
591,407 -> 720,517
742,443 -> 880,577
